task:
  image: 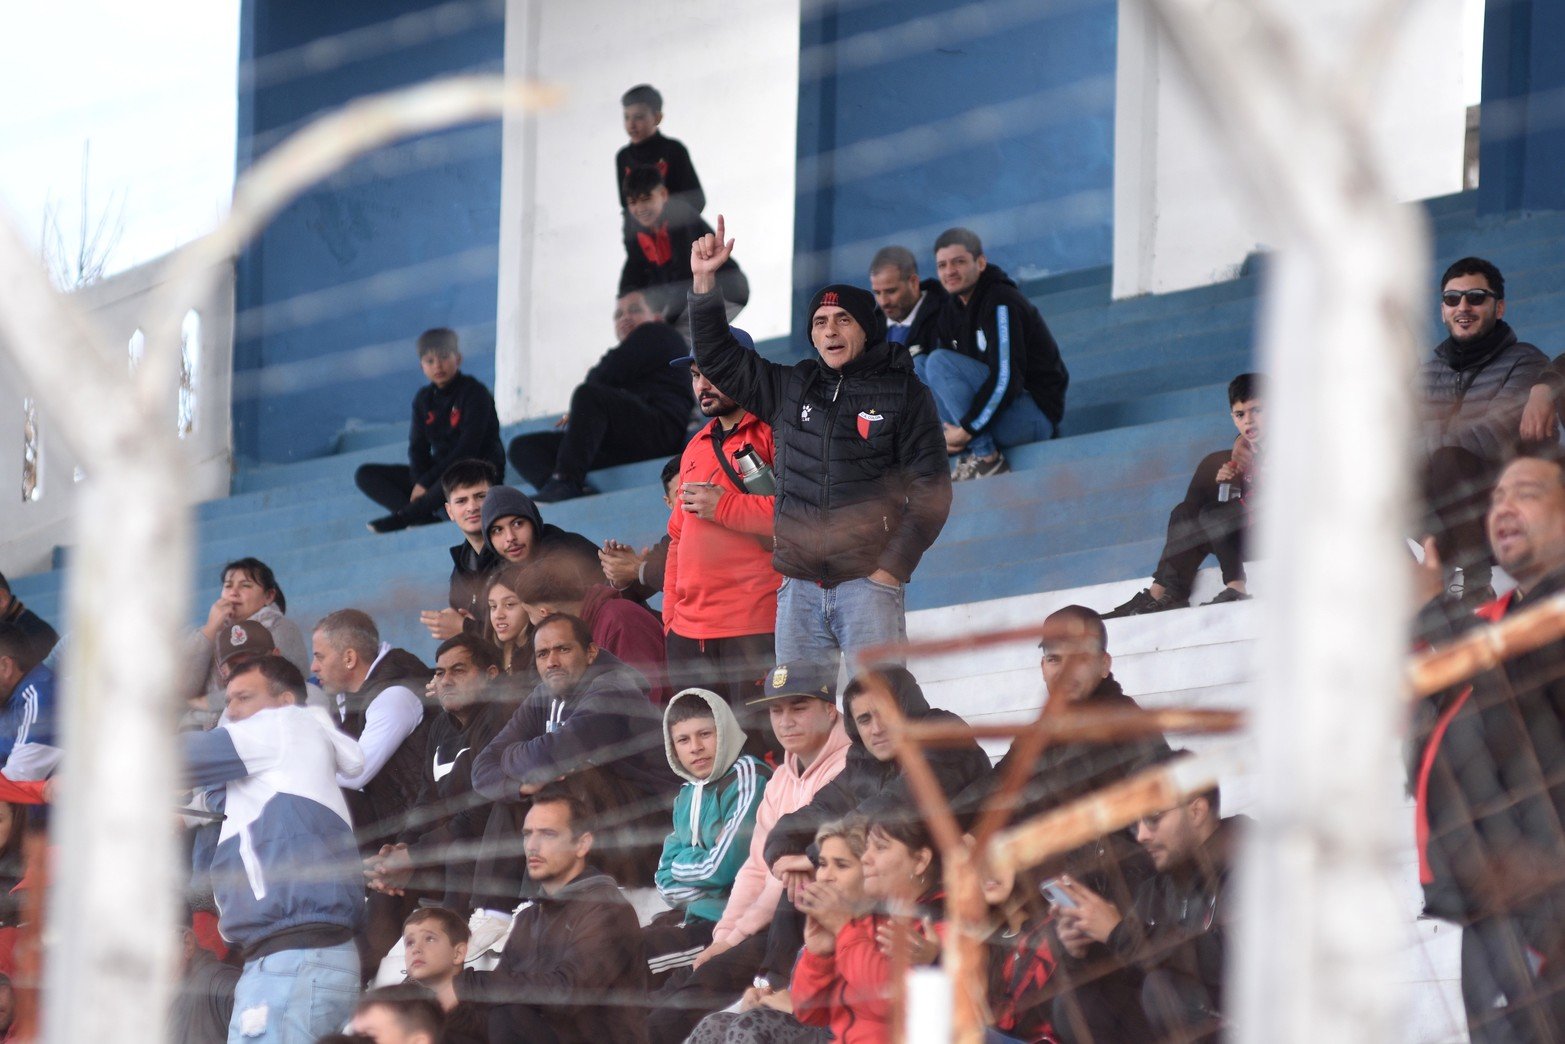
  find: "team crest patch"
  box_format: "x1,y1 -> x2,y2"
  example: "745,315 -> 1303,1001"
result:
771,665 -> 788,689
229,625 -> 248,647
857,410 -> 884,439
821,291 -> 839,306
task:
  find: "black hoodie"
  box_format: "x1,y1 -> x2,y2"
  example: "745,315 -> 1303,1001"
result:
620,197 -> 748,321
764,666 -> 991,866
409,373 -> 506,490
938,264 -> 1069,432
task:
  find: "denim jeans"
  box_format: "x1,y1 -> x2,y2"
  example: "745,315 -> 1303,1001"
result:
917,348 -> 1054,459
774,575 -> 907,673
229,941 -> 360,1044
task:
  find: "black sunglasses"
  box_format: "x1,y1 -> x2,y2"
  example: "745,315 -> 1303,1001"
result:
1442,289 -> 1500,308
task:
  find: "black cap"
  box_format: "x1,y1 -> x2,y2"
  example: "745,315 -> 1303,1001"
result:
672,326 -> 755,368
806,284 -> 886,348
748,661 -> 837,706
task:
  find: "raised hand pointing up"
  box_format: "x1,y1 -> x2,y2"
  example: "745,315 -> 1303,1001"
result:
689,214 -> 736,294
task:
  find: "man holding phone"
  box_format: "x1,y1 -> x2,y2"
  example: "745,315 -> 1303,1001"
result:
663,328 -> 780,718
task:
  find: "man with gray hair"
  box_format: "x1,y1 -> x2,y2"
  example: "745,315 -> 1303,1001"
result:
311,609 -> 433,853
868,244 -> 947,359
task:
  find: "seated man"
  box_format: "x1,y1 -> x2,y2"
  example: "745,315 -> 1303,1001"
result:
470,614 -> 677,885
647,663 -> 853,1044
171,906 -> 240,1044
480,485 -> 601,590
400,909 -> 489,1044
928,227 -> 1068,480
0,573 -> 57,667
311,609 -> 434,854
620,166 -> 748,329
357,327 -> 505,534
644,689 -> 771,985
349,985 -> 445,1044
599,456 -> 681,603
869,244 -> 948,359
506,554 -> 671,704
508,289 -> 695,503
421,459 -> 501,642
1055,751 -> 1245,1042
0,623 -> 59,781
1105,373 -> 1264,617
457,784 -> 650,1044
1419,256 -> 1547,599
180,656 -> 365,1042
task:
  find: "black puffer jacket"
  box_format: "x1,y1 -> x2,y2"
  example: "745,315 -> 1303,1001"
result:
1419,320 -> 1546,466
689,288 -> 952,584
938,264 -> 1068,431
763,666 -> 991,865
339,647 -> 435,853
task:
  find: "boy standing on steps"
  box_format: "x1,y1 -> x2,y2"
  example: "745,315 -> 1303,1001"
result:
1105,372 -> 1265,618
616,84 -> 705,223
356,328 -> 505,534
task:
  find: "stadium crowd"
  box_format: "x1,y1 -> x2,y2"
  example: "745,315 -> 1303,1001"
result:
0,84 -> 1562,1044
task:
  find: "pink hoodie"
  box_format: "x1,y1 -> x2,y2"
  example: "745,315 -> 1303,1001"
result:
710,719 -> 852,944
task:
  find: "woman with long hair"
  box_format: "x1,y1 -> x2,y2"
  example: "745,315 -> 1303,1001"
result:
981,860 -> 1061,1043
485,564 -> 533,676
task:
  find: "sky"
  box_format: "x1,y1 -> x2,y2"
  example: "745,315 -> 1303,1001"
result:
0,0 -> 240,284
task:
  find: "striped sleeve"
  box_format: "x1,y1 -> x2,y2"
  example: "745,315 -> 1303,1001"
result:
667,758 -> 764,888
967,304 -> 1013,431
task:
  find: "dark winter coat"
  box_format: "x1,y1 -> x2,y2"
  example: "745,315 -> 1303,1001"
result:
338,647 -> 434,852
689,288 -> 952,585
409,373 -> 505,490
457,866 -> 648,1044
449,540 -> 503,635
470,650 -> 678,802
621,199 -> 748,320
1419,320 -> 1547,467
581,321 -> 693,443
938,264 -> 1068,431
763,666 -> 991,866
889,279 -> 949,358
1108,814 -> 1248,1015
616,131 -> 704,214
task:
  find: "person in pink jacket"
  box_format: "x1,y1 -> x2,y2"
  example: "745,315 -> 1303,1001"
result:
647,661 -> 852,1044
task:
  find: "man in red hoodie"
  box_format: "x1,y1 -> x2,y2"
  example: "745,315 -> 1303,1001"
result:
665,330 -> 780,716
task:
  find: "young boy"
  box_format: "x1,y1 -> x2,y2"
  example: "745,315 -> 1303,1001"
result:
619,166 -> 748,326
1105,373 -> 1264,616
356,328 -> 506,534
643,688 -> 770,986
616,84 -> 704,221
399,908 -> 490,1044
420,459 -> 500,642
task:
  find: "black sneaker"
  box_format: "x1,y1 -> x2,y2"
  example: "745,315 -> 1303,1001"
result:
534,477 -> 592,503
1103,588 -> 1189,619
1202,587 -> 1251,606
367,513 -> 410,535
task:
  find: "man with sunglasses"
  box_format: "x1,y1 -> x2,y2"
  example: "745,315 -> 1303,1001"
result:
1420,257 -> 1547,601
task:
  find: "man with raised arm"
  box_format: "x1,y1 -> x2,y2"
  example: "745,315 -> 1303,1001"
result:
687,216 -> 951,672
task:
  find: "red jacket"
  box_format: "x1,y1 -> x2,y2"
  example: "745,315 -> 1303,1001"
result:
665,412 -> 779,640
580,585 -> 671,705
791,914 -> 895,1044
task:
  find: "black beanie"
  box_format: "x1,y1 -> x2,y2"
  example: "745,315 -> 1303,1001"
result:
806,284 -> 886,349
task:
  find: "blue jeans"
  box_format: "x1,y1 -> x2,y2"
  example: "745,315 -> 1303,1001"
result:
774,575 -> 906,672
229,941 -> 360,1043
917,348 -> 1054,459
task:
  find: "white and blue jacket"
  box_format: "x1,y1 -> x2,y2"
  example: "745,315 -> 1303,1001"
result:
182,705 -> 365,950
0,663 -> 60,781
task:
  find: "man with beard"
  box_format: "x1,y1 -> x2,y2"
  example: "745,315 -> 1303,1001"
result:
868,245 -> 947,360
663,331 -> 779,713
1419,257 -> 1547,600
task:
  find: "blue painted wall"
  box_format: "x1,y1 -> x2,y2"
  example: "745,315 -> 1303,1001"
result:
235,0 -> 505,465
793,0 -> 1116,306
1479,0 -> 1565,215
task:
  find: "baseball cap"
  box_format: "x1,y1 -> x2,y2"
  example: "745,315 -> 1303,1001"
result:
747,661 -> 837,707
217,620 -> 276,665
671,326 -> 755,368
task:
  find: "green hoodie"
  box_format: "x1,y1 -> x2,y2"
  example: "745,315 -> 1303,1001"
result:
655,688 -> 771,922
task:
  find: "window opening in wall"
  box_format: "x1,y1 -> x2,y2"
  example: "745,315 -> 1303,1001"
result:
21,397 -> 41,503
179,310 -> 200,438
127,328 -> 145,371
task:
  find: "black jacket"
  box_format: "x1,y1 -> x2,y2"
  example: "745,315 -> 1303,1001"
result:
938,264 -> 1068,431
449,540 -> 503,634
409,373 -> 505,490
0,598 -> 58,668
1108,814 -> 1248,1015
890,279 -> 949,358
338,647 -> 435,852
458,867 -> 648,1044
397,696 -> 513,910
689,288 -> 952,584
1419,320 -> 1546,467
582,321 -> 693,437
616,131 -> 704,214
470,650 -> 678,802
763,666 -> 990,866
621,199 -> 748,320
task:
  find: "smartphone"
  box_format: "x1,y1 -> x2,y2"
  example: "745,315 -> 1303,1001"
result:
1041,878 -> 1077,909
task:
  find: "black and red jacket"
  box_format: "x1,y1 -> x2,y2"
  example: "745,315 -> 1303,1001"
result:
408,372 -> 504,490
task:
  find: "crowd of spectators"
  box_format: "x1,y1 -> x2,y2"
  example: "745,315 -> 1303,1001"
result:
0,77 -> 1560,1044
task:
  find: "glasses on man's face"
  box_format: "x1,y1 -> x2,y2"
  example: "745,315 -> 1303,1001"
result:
1136,809 -> 1174,832
1442,289 -> 1499,308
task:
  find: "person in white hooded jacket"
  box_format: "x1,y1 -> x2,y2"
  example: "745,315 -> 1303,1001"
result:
643,688 -> 771,985
181,655 -> 366,1044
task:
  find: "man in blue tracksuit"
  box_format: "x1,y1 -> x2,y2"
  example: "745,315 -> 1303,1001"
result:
927,226 -> 1069,481
0,622 -> 59,780
181,655 -> 366,1044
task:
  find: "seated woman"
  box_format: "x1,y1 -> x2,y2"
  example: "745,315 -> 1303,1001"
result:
789,801 -> 945,1044
685,817 -> 868,1044
485,566 -> 533,678
980,859 -> 1060,1044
